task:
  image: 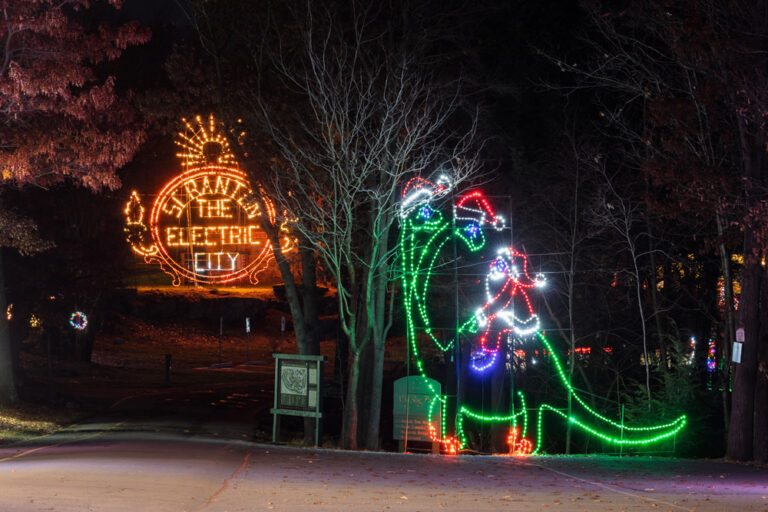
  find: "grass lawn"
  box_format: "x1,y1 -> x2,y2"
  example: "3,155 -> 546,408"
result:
0,402 -> 84,443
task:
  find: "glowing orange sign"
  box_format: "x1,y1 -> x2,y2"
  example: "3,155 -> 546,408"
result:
125,115 -> 290,286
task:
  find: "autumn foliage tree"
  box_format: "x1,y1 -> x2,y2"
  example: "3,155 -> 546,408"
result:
0,0 -> 149,403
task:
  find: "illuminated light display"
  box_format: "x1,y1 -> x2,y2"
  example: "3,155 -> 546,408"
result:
718,277 -> 740,311
471,246 -> 545,372
428,423 -> 460,455
69,311 -> 88,331
507,427 -> 533,456
400,176 -> 449,218
124,190 -> 158,257
452,190 -> 504,252
529,332 -> 686,453
706,339 -> 717,372
125,115 -> 293,286
174,114 -> 237,168
686,336 -> 696,365
399,179 -> 687,455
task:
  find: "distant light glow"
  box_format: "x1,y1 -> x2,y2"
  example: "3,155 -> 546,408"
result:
69,311 -> 88,331
687,336 -> 696,365
706,339 -> 717,372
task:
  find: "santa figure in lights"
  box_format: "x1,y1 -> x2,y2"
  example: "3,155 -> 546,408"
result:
472,246 -> 545,371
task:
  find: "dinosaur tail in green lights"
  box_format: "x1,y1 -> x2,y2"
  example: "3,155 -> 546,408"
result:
451,332 -> 687,453
528,332 -> 686,453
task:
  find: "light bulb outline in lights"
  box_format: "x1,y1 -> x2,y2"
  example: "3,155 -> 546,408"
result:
399,179 -> 687,455
174,114 -> 237,168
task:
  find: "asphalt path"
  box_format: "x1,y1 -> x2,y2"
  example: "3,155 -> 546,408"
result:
1,419 -> 767,512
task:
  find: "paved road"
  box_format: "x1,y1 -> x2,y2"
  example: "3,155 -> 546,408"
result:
1,421 -> 767,512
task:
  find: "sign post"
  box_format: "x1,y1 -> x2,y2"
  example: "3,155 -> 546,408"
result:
245,317 -> 251,361
218,316 -> 223,364
271,353 -> 326,446
733,341 -> 743,363
734,327 -> 745,364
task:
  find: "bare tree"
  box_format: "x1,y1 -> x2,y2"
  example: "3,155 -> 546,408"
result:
257,3 -> 481,449
534,131 -> 589,454
588,161 -> 655,407
171,0 -> 481,448
171,0 -> 326,445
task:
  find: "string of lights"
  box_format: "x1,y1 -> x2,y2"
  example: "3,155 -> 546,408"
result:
399,177 -> 687,456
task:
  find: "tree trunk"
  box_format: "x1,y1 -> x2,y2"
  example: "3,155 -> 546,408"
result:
728,122 -> 765,462
647,229 -> 667,372
644,178 -> 667,373
243,191 -> 320,444
566,170 -> 578,454
357,334 -> 374,446
0,249 -> 18,404
300,245 -> 320,356
631,250 -> 651,407
342,350 -> 360,450
226,133 -> 314,357
365,227 -> 391,451
753,267 -> 768,463
364,320 -> 385,450
716,209 -> 734,437
566,234 -> 576,454
727,229 -> 761,460
300,244 -> 321,444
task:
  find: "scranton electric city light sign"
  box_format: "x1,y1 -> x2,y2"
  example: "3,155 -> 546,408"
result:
124,115 -> 291,285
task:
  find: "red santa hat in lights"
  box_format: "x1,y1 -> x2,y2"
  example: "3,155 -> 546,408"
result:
453,190 -> 505,232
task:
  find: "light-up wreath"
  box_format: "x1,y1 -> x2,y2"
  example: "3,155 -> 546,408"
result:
125,115 -> 293,286
69,311 -> 88,331
399,177 -> 686,455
